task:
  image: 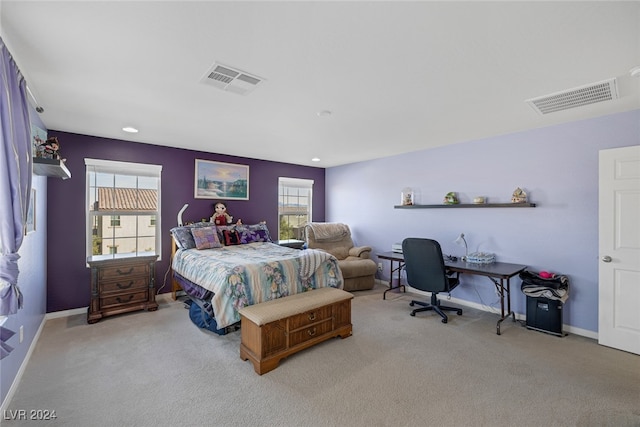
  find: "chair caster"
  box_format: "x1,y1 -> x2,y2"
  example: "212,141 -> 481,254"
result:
441,318 -> 448,324
409,302 -> 415,307
457,309 -> 463,315
410,312 -> 416,317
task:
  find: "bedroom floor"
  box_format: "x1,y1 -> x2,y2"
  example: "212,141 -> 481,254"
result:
4,282 -> 639,427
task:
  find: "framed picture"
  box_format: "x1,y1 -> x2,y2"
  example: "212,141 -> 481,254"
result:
194,159 -> 249,200
25,189 -> 36,234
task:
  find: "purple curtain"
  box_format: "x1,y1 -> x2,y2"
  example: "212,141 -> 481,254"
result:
0,37 -> 32,358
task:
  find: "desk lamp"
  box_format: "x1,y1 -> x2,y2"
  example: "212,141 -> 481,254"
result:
454,233 -> 468,261
177,204 -> 189,226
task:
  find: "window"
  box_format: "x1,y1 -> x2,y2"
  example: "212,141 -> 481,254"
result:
278,177 -> 313,240
86,159 -> 162,261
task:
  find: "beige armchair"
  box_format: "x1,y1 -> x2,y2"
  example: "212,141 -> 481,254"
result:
304,223 -> 377,292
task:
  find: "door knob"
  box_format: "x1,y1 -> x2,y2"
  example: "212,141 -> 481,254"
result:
601,255 -> 612,263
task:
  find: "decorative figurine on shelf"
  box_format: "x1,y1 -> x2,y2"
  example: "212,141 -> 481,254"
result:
511,187 -> 527,203
210,201 -> 234,226
33,134 -> 45,158
443,192 -> 459,205
39,136 -> 62,160
401,187 -> 414,206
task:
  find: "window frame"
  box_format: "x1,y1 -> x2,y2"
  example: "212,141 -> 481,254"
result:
278,177 -> 313,241
85,158 -> 162,262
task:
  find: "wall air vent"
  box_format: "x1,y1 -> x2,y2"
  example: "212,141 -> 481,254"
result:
525,78 -> 618,115
200,62 -> 265,95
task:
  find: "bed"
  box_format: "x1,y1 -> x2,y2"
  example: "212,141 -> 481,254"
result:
170,222 -> 344,329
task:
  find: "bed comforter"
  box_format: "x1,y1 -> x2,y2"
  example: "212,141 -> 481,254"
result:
172,242 -> 343,328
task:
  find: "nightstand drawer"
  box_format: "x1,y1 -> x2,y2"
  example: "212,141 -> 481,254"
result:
99,263 -> 149,281
101,291 -> 149,309
100,277 -> 148,294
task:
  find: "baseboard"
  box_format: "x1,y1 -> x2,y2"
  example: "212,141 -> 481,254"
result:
402,286 -> 597,340
0,315 -> 46,414
45,307 -> 87,320
42,287 -> 600,341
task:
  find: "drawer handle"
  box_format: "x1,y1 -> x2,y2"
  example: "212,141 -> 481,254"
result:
307,327 -> 317,337
116,295 -> 134,303
117,281 -> 134,290
308,312 -> 316,321
116,267 -> 134,275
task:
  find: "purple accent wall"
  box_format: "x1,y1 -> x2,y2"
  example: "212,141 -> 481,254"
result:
45,131 -> 325,312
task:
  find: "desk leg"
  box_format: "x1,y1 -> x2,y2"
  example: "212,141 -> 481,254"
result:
383,259 -> 406,300
493,277 -> 515,335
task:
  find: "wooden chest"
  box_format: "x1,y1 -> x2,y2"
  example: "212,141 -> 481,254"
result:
87,255 -> 159,323
239,287 -> 353,375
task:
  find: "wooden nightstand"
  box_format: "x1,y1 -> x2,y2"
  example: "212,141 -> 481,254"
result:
275,239 -> 305,249
87,255 -> 159,323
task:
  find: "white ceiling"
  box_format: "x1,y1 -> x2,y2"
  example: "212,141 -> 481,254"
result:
1,1 -> 639,168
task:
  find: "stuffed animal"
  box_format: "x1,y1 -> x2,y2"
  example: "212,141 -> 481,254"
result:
40,136 -> 61,159
210,202 -> 233,226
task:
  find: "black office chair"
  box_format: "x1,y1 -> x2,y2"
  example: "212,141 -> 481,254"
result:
402,238 -> 463,323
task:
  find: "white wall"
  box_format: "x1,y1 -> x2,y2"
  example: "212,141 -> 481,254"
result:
326,109 -> 639,333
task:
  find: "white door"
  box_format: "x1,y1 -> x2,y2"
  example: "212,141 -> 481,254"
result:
599,145 -> 640,355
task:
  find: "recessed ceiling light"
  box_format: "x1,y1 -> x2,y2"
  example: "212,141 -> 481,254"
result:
122,126 -> 139,133
311,157 -> 320,162
317,110 -> 332,117
630,66 -> 640,78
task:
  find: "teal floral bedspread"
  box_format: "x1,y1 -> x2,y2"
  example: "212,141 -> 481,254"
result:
172,242 -> 344,328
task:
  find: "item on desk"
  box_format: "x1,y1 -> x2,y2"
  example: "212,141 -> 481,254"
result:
539,271 -> 555,279
454,233 -> 468,261
473,196 -> 486,204
443,191 -> 459,205
511,187 -> 527,203
392,243 -> 403,253
466,252 -> 496,264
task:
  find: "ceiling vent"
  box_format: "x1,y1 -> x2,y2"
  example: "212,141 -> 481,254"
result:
200,63 -> 264,95
525,78 -> 618,115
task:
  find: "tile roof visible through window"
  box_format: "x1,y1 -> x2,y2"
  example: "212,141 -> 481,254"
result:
97,188 -> 157,211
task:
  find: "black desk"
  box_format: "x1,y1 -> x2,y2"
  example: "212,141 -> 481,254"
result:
377,251 -> 527,335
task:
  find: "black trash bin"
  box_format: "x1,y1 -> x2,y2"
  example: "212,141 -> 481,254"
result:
520,271 -> 569,337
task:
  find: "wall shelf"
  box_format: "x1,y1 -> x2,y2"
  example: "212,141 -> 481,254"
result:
33,157 -> 71,180
394,202 -> 536,209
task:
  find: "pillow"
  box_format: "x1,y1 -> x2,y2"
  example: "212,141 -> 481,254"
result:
171,222 -> 214,249
216,225 -> 236,243
217,222 -> 273,245
222,229 -> 241,246
236,222 -> 273,244
191,226 -> 223,250
238,228 -> 271,244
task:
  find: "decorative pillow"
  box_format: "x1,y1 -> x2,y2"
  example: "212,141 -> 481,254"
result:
222,229 -> 241,246
238,228 -> 271,244
191,226 -> 223,250
217,222 -> 273,245
216,225 -> 235,243
171,223 -> 214,249
236,222 -> 273,243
